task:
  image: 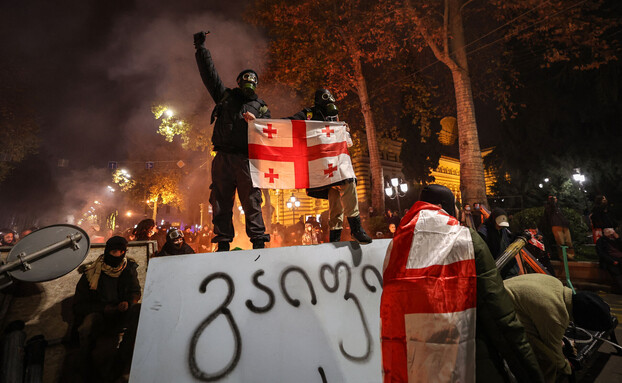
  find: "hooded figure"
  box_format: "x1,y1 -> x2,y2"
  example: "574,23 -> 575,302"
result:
381,185 -> 543,383
156,228 -> 196,256
72,236 -> 141,380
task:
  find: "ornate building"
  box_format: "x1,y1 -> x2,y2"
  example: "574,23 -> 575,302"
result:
264,135 -> 495,226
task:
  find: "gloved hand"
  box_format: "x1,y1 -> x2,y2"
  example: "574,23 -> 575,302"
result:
193,31 -> 207,49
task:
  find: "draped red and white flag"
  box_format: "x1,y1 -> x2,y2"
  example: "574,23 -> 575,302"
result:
381,202 -> 477,383
248,119 -> 355,189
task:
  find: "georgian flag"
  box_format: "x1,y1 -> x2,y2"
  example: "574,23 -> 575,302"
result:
381,202 -> 477,383
248,119 -> 355,189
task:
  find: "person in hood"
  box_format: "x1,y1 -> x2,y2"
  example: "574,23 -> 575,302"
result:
193,31 -> 270,252
381,185 -> 543,382
156,228 -> 196,256
73,236 -> 141,380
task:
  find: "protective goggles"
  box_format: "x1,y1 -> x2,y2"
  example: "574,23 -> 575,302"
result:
240,72 -> 257,84
168,229 -> 184,239
321,92 -> 335,102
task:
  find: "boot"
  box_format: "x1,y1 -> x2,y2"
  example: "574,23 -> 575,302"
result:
347,216 -> 372,244
252,240 -> 265,249
329,229 -> 342,243
216,242 -> 230,252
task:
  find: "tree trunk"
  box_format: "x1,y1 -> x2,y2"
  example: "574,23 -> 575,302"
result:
352,56 -> 385,214
448,0 -> 488,206
152,199 -> 158,222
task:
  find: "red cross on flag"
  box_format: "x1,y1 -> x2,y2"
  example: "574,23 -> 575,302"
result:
248,119 -> 356,189
381,202 -> 476,382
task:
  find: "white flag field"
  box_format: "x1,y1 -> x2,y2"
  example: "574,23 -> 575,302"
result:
248,119 -> 356,189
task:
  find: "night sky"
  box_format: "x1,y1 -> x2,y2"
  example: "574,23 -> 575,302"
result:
1,0 -> 280,225
2,0 -> 265,167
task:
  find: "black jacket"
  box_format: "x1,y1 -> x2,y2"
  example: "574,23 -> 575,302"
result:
195,47 -> 270,155
156,241 -> 195,257
287,106 -> 354,199
73,258 -> 141,325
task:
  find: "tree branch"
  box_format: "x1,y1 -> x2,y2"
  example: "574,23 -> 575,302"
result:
405,0 -> 459,71
460,0 -> 476,13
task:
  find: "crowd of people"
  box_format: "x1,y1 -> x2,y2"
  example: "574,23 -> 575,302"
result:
1,27 -> 618,382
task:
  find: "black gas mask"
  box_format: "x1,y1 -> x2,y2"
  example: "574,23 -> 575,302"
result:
237,70 -> 258,98
314,89 -> 338,120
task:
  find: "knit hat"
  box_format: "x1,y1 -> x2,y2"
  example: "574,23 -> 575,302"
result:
105,236 -> 128,254
572,291 -> 612,331
419,184 -> 456,218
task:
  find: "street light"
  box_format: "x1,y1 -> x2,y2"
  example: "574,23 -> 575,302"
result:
286,194 -> 301,225
572,173 -> 586,183
572,169 -> 588,213
385,178 -> 408,215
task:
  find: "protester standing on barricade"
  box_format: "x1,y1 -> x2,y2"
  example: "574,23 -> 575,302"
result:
283,89 -> 372,244
246,88 -> 372,244
381,185 -> 543,382
193,30 -> 270,252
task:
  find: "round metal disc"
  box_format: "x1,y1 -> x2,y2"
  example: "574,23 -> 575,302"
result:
7,224 -> 90,283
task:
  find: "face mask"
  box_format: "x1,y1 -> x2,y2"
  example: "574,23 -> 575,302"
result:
240,83 -> 256,98
323,103 -> 338,117
474,206 -> 480,210
104,252 -> 125,267
465,207 -> 471,211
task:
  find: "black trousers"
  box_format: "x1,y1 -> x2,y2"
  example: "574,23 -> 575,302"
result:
210,151 -> 269,244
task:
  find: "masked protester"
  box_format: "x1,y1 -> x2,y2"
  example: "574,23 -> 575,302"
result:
72,236 -> 141,381
285,89 -> 372,244
193,31 -> 270,252
381,185 -> 543,382
156,228 -> 195,256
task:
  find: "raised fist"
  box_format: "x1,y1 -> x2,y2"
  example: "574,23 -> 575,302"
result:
193,31 -> 207,48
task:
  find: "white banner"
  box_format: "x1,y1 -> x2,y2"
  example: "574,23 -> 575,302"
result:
130,240 -> 390,382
